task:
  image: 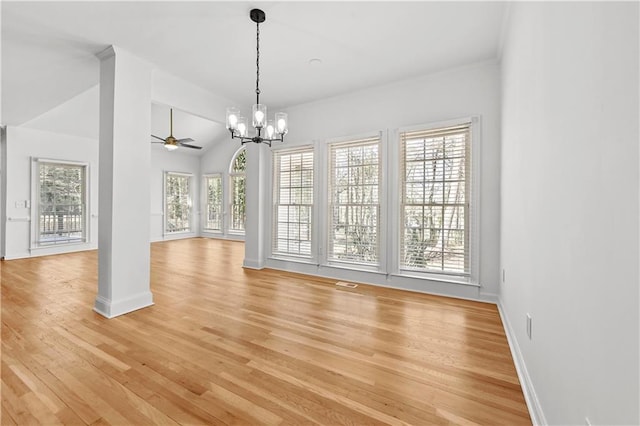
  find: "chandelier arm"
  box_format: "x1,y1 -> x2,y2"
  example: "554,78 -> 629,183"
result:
230,130 -> 277,147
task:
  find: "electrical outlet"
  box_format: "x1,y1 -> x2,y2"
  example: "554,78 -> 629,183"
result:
526,313 -> 532,340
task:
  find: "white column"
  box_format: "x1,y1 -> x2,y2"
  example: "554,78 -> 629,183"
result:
243,142 -> 269,269
94,46 -> 153,318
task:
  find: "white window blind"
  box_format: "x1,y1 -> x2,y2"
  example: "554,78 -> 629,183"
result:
229,148 -> 246,233
165,172 -> 192,233
328,136 -> 380,265
37,161 -> 87,246
204,174 -> 223,231
272,148 -> 314,257
400,123 -> 471,275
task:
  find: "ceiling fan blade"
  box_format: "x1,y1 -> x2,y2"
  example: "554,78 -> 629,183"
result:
151,141 -> 165,144
178,143 -> 202,150
151,134 -> 165,141
176,138 -> 194,143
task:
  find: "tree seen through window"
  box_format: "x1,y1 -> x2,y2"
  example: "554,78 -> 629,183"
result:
229,148 -> 246,232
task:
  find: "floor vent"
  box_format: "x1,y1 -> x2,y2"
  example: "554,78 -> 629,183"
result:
335,281 -> 358,288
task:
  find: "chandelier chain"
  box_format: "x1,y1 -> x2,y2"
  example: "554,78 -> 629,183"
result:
256,20 -> 260,105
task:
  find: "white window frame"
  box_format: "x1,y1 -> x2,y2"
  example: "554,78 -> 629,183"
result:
228,146 -> 246,235
202,173 -> 223,233
325,132 -> 384,270
164,171 -> 193,234
271,146 -> 315,260
393,116 -> 481,285
31,158 -> 89,248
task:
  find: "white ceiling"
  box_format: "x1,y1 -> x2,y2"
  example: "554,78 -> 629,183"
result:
151,103 -> 227,155
2,1 -> 507,130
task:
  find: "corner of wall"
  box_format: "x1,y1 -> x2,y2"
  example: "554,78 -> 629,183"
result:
497,297 -> 546,425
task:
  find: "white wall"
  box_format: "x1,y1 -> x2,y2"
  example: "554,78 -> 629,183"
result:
500,3 -> 639,425
3,126 -> 99,259
199,141 -> 246,241
150,147 -> 201,242
261,61 -> 501,301
149,68 -> 240,242
2,68 -> 235,251
152,69 -> 237,124
2,129 -> 205,253
22,85 -> 99,140
1,127 -> 7,258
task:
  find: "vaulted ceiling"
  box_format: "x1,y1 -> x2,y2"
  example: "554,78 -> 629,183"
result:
2,1 -> 508,149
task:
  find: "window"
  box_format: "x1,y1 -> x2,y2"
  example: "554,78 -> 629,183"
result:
229,148 -> 246,233
328,136 -> 380,265
36,160 -> 87,246
400,123 -> 471,275
165,172 -> 192,233
203,174 -> 223,231
273,148 -> 314,257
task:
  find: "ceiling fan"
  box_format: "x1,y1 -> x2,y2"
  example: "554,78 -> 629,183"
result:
151,108 -> 202,151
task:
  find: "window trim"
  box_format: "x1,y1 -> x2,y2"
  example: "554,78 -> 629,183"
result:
163,171 -> 193,235
202,173 -> 223,233
228,146 -> 247,235
271,145 -> 315,260
325,131 -> 385,270
30,158 -> 89,249
394,116 -> 481,285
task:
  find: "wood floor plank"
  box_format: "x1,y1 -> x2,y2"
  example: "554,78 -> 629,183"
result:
1,378 -> 41,425
1,238 -> 531,425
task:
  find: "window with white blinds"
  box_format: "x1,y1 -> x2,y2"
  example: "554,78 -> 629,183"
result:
165,172 -> 192,233
204,174 -> 223,231
36,161 -> 87,246
229,148 -> 246,233
272,148 -> 314,257
328,136 -> 380,265
400,123 -> 471,275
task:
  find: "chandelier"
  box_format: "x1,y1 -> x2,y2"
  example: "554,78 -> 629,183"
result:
226,9 -> 288,147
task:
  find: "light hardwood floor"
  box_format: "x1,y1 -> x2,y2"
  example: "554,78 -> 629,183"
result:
1,238 -> 530,425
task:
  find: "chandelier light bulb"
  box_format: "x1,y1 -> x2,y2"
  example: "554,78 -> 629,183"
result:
275,112 -> 288,135
252,104 -> 267,128
237,117 -> 248,137
165,144 -> 178,151
226,107 -> 240,131
266,120 -> 275,139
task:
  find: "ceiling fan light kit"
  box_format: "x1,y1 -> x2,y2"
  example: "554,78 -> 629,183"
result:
226,8 -> 288,147
151,109 -> 202,151
165,141 -> 179,151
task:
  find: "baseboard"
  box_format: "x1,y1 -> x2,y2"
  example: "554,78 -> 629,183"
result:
242,258 -> 265,270
478,290 -> 499,304
264,258 -> 499,305
201,233 -> 245,242
4,243 -> 96,260
94,291 -> 154,319
161,232 -> 198,241
497,298 -> 547,425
